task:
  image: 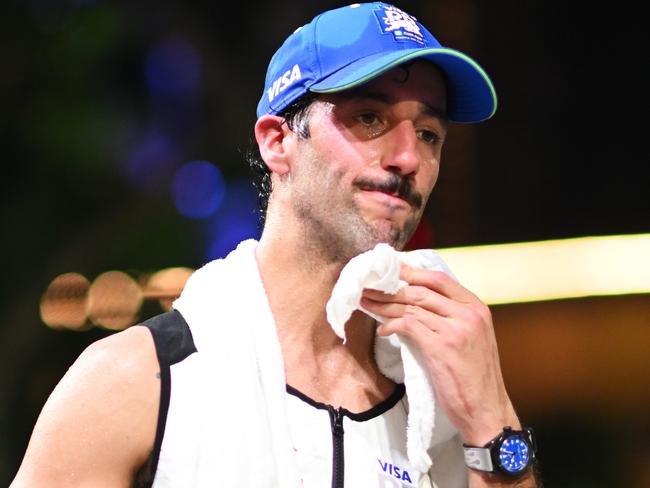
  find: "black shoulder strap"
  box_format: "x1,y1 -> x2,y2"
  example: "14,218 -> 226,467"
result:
134,309 -> 197,488
142,309 -> 197,366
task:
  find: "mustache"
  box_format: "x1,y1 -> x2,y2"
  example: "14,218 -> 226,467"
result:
354,174 -> 423,209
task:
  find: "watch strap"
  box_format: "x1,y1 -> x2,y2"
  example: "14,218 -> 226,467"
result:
463,446 -> 494,472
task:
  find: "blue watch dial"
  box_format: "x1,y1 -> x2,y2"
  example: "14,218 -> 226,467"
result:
498,435 -> 530,473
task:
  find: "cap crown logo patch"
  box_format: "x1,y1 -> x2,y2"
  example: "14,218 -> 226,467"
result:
375,5 -> 425,45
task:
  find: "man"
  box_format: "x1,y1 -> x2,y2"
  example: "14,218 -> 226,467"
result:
12,3 -> 539,487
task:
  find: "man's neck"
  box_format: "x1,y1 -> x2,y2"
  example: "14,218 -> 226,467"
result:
255,227 -> 396,411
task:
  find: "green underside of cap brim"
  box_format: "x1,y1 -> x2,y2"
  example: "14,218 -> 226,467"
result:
309,48 -> 497,122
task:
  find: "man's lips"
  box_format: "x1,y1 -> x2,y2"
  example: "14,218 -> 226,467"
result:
360,188 -> 410,206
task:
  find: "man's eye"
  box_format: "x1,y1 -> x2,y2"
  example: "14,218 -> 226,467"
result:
356,113 -> 381,126
418,129 -> 440,145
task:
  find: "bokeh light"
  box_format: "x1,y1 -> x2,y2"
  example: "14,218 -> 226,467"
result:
86,271 -> 143,330
204,179 -> 260,260
145,38 -> 201,97
438,233 -> 650,305
171,160 -> 225,219
143,267 -> 193,311
40,272 -> 90,330
122,129 -> 179,192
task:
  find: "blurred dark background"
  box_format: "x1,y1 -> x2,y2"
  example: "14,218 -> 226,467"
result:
1,1 -> 649,486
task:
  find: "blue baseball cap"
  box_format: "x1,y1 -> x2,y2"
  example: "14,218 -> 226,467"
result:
256,2 -> 497,123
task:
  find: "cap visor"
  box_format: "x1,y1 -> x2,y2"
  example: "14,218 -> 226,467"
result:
309,48 -> 497,123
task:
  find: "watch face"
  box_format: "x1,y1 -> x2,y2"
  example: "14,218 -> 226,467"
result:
498,434 -> 530,474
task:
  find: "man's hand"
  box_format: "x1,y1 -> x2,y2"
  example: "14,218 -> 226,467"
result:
361,264 -> 541,486
360,263 -> 519,446
361,263 -> 541,486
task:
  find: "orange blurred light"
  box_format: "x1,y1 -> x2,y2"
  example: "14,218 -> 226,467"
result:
40,272 -> 90,330
86,271 -> 143,330
143,267 -> 193,311
438,233 -> 650,304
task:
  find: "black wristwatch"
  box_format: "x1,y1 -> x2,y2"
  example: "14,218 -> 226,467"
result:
463,426 -> 537,476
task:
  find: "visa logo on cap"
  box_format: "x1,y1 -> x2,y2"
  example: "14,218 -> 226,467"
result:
267,64 -> 302,103
375,5 -> 425,45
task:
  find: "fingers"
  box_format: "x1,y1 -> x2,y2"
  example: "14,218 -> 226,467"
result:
399,263 -> 479,304
361,262 -> 493,341
362,286 -> 457,318
362,297 -> 442,333
362,271 -> 493,340
361,287 -> 451,341
375,315 -> 441,346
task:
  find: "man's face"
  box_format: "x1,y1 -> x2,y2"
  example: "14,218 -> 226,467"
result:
288,60 -> 448,261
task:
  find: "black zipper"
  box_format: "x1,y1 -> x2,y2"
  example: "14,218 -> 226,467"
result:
286,384 -> 406,487
328,406 -> 345,488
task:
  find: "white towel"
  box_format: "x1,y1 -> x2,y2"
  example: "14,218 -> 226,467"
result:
173,239 -> 301,486
326,243 -> 457,473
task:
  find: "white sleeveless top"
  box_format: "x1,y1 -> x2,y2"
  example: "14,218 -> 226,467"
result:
138,310 -> 468,488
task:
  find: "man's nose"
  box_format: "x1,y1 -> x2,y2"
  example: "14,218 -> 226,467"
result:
380,121 -> 420,176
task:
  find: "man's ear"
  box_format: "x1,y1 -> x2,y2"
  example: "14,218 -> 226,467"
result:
254,115 -> 293,177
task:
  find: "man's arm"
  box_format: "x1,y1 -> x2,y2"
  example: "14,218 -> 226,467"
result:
10,325 -> 160,488
362,265 -> 540,487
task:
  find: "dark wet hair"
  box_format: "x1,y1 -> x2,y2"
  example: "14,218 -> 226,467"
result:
245,93 -> 318,228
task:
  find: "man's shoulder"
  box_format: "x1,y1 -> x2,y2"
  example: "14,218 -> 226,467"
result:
50,323 -> 162,440
11,325 -> 161,487
82,322 -> 159,373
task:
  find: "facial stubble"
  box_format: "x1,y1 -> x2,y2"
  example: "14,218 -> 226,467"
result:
290,152 -> 424,264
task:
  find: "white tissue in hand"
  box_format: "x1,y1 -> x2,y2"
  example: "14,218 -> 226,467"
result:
326,243 -> 454,342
